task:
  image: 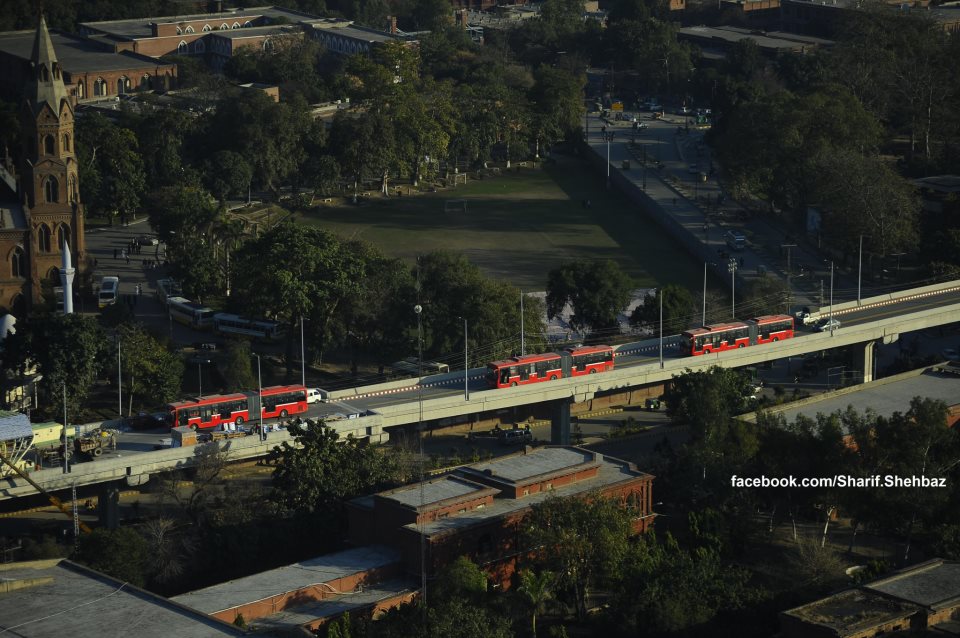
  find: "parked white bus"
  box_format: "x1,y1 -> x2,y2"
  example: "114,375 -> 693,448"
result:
98,277 -> 119,309
167,296 -> 216,330
213,313 -> 285,340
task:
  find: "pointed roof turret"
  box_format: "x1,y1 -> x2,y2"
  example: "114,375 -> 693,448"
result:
27,15 -> 69,116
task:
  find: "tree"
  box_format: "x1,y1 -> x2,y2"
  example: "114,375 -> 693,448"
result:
135,108 -> 196,190
204,150 -> 253,205
118,323 -> 183,412
73,527 -> 149,587
546,260 -> 634,336
431,556 -> 488,605
161,442 -> 231,527
2,314 -> 108,420
523,494 -> 633,620
630,284 -> 694,334
529,65 -> 585,153
270,419 -> 406,516
147,185 -> 220,247
221,340 -> 257,391
517,569 -> 556,638
744,276 -> 790,317
75,113 -> 147,223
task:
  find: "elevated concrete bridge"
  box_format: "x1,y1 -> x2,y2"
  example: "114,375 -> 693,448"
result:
1,279 -> 958,505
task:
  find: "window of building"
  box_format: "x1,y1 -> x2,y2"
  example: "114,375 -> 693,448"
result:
202,24 -> 212,32
69,175 -> 77,203
185,25 -> 195,34
117,76 -> 130,94
243,21 -> 251,26
140,74 -> 150,90
94,77 -> 106,96
220,23 -> 229,30
11,246 -> 25,278
62,133 -> 70,151
522,488 -> 529,496
178,40 -> 188,54
40,65 -> 49,82
43,177 -> 59,204
176,26 -> 182,35
46,267 -> 59,284
232,22 -> 240,29
545,482 -> 553,491
44,135 -> 54,155
263,38 -> 273,51
475,503 -> 485,509
193,39 -> 205,54
38,223 -> 51,252
57,224 -> 71,252
76,81 -> 85,99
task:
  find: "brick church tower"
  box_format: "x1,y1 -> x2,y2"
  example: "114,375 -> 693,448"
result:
4,15 -> 86,312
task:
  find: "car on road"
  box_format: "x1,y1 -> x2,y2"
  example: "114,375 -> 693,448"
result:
125,412 -> 170,430
814,318 -> 841,332
138,235 -> 160,246
633,121 -> 648,130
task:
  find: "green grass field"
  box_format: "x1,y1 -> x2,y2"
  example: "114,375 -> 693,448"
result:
296,156 -> 702,291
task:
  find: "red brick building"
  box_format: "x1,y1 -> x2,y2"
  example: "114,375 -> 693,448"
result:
348,445 -> 656,587
0,16 -> 86,315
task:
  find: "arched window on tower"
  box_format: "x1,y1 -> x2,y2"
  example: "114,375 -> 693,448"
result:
39,65 -> 49,82
69,175 -> 77,203
44,135 -> 54,155
38,224 -> 52,253
46,267 -> 59,284
52,62 -> 61,79
62,133 -> 70,151
11,246 -> 25,278
178,40 -> 188,54
44,177 -> 59,203
57,224 -> 71,252
77,81 -> 85,99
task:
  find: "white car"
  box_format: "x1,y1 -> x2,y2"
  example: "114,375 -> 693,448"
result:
306,388 -> 328,404
814,318 -> 841,332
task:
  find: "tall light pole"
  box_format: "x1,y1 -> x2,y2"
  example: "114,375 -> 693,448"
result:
62,383 -> 70,474
117,336 -> 122,419
520,291 -> 525,356
658,289 -> 664,369
728,258 -> 738,318
461,317 -> 469,402
702,262 -> 708,325
253,353 -> 264,441
603,131 -> 615,188
198,361 -> 203,399
781,243 -> 796,313
300,315 -> 306,388
828,260 -> 835,336
414,303 -> 426,612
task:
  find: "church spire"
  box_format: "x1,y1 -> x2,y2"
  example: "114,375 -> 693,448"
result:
27,14 -> 69,116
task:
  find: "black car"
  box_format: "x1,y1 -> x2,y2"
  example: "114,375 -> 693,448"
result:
125,411 -> 170,430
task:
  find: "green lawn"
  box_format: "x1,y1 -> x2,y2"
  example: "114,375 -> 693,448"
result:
296,156 -> 703,291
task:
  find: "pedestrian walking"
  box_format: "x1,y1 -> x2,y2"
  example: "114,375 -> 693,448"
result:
136,283 -> 142,296
113,248 -> 118,259
93,258 -> 98,268
125,255 -> 130,265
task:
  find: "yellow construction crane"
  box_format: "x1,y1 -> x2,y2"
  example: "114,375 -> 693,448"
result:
0,451 -> 92,534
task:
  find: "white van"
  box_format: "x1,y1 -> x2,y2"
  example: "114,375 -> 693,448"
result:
98,277 -> 119,308
306,388 -> 328,404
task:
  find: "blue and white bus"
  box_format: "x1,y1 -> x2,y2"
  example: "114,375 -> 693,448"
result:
213,313 -> 285,341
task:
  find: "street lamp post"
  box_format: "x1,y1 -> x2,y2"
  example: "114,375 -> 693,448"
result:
116,336 -> 122,419
461,317 -> 469,402
828,260 -> 834,336
603,131 -> 615,188
659,289 -> 664,369
728,258 -> 738,318
781,243 -> 796,313
520,291 -> 525,356
198,361 -> 203,399
253,353 -> 264,441
702,262 -> 715,325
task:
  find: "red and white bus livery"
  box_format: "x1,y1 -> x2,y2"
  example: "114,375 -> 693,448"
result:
486,345 -> 615,389
166,385 -> 310,429
681,314 -> 794,356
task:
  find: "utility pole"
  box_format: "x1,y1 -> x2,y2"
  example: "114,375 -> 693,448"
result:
728,258 -> 738,318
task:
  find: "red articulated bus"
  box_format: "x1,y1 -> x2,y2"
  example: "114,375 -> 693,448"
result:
486,345 -> 615,389
681,314 -> 794,356
166,385 -> 309,429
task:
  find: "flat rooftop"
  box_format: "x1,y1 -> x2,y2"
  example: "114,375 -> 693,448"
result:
678,25 -> 823,52
208,25 -> 301,40
0,30 -> 168,72
461,446 -> 598,484
782,588 -> 918,633
754,368 -> 960,430
253,578 -> 415,631
306,23 -> 402,44
0,560 -> 248,637
171,545 -> 399,615
411,449 -> 649,537
866,560 -> 960,609
383,475 -> 491,508
80,6 -> 317,39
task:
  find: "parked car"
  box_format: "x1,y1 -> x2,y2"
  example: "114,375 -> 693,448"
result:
137,235 -> 160,246
814,318 -> 841,332
125,411 -> 169,430
499,427 -> 533,446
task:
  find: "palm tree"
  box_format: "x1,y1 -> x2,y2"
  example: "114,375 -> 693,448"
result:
517,569 -> 555,638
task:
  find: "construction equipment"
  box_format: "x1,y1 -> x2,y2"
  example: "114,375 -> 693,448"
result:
0,451 -> 92,533
73,429 -> 117,459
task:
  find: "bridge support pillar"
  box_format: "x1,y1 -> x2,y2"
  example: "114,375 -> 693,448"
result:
98,482 -> 120,530
860,341 -> 876,384
550,399 -> 572,445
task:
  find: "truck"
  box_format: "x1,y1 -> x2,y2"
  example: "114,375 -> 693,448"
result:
73,429 -> 117,458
